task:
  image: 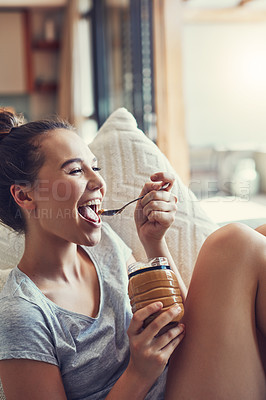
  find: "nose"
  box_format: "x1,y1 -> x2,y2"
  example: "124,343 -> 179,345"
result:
86,170 -> 106,194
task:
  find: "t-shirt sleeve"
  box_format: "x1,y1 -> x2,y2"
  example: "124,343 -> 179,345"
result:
0,296 -> 58,366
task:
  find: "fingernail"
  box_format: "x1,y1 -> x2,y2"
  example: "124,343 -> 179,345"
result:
173,305 -> 182,314
179,323 -> 185,331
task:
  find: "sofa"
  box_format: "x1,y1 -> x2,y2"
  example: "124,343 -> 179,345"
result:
0,108 -> 219,399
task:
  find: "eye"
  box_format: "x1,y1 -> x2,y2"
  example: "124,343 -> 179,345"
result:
92,166 -> 101,172
69,168 -> 83,175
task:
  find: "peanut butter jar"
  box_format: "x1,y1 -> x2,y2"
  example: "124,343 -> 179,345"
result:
128,257 -> 184,328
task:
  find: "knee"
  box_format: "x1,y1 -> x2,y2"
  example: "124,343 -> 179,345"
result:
199,222 -> 255,267
205,222 -> 250,249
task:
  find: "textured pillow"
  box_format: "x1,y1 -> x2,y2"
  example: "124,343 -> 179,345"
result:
0,268 -> 12,291
90,108 -> 219,288
0,224 -> 24,270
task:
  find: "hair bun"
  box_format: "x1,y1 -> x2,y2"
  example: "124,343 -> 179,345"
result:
0,107 -> 24,141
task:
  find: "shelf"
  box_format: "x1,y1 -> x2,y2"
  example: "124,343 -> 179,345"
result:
32,40 -> 60,50
34,81 -> 58,93
22,7 -> 64,116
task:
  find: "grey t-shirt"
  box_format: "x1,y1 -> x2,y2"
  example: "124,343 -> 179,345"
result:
0,222 -> 166,399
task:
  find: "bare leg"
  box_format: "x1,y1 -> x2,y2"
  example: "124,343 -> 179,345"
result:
254,223 -> 266,374
165,223 -> 266,400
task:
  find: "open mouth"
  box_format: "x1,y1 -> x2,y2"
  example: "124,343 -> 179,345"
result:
78,199 -> 101,223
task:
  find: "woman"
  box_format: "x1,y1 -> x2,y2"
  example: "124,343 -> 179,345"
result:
0,108 -> 265,399
0,108 -> 185,400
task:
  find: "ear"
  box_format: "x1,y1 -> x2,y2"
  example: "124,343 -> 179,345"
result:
10,184 -> 36,211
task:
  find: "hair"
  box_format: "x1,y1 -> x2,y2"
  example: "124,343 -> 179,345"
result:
0,108 -> 74,234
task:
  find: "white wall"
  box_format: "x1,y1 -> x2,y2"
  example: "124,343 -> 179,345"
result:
182,23 -> 266,149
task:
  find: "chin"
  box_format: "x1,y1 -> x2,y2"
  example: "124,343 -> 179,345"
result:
79,229 -> 102,247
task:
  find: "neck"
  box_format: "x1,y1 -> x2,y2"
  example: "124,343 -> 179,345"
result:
19,230 -> 81,283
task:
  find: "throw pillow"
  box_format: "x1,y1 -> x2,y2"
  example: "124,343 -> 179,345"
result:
0,224 -> 24,270
90,108 -> 218,288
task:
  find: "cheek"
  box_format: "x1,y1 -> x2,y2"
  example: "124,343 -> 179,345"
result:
34,180 -> 53,203
35,180 -> 82,206
52,180 -> 76,202
101,179 -> 107,198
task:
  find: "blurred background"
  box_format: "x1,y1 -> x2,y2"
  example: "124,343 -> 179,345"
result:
1,0 -> 266,224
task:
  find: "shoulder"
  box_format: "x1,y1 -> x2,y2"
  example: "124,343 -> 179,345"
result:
0,296 -> 58,366
1,267 -> 38,300
0,268 -> 53,325
0,271 -> 57,364
0,291 -> 54,354
0,283 -> 46,327
0,267 -> 27,301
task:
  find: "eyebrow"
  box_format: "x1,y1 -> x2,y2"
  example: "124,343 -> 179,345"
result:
60,157 -> 97,169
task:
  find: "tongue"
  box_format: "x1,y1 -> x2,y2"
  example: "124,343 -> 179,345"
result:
79,206 -> 99,223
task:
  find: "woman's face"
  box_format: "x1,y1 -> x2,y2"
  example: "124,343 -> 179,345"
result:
28,128 -> 106,247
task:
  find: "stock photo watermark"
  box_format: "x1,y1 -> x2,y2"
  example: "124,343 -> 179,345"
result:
12,177 -> 258,221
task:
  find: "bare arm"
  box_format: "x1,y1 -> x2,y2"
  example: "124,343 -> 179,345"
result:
0,358 -> 151,400
105,364 -> 152,400
0,359 -> 67,400
105,301 -> 184,400
103,254 -> 185,400
134,172 -> 188,300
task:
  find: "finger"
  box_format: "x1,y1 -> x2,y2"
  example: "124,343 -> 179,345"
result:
159,329 -> 185,361
145,304 -> 183,338
146,210 -> 177,226
150,172 -> 175,191
142,197 -> 178,216
137,182 -> 162,199
155,323 -> 185,350
141,190 -> 177,209
127,302 -> 163,336
138,172 -> 176,199
142,189 -> 171,204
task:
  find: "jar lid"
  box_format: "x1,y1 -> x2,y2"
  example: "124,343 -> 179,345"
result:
128,257 -> 170,279
127,262 -> 144,276
128,257 -> 168,275
150,257 -> 168,267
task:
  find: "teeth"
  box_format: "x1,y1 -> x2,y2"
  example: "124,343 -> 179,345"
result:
81,199 -> 101,207
79,199 -> 102,214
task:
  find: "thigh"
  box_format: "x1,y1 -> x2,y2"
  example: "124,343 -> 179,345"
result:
257,329 -> 266,375
165,223 -> 266,400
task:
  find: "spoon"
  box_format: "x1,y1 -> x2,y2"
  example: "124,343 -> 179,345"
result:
99,184 -> 170,216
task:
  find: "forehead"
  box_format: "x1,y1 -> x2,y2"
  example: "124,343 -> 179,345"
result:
40,128 -> 94,164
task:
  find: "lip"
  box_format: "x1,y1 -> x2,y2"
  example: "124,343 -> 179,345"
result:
77,198 -> 102,227
78,211 -> 102,228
